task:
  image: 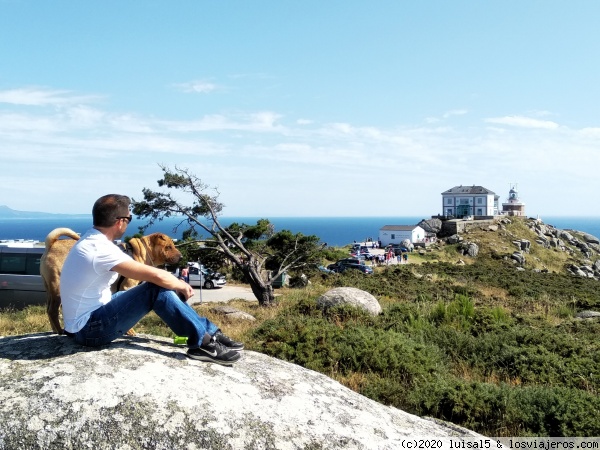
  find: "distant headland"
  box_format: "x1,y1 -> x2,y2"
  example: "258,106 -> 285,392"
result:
0,206 -> 89,219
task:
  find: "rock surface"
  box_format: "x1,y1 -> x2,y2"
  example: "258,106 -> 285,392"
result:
0,333 -> 483,449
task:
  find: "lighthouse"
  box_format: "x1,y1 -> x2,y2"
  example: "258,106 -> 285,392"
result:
501,184 -> 526,216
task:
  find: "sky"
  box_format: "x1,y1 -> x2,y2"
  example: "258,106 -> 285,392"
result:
1,1 -> 600,217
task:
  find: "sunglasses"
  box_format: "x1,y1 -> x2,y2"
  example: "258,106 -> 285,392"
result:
116,215 -> 133,224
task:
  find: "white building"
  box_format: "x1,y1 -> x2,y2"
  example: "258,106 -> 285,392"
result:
378,225 -> 425,247
441,185 -> 499,218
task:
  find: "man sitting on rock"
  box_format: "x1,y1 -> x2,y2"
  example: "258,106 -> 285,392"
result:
60,193 -> 243,366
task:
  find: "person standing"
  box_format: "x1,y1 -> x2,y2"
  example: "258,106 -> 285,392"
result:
60,194 -> 243,366
181,265 -> 189,283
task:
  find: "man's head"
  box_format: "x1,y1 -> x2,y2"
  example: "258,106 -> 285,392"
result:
92,194 -> 132,228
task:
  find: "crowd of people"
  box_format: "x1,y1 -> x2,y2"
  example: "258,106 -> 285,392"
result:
351,241 -> 410,266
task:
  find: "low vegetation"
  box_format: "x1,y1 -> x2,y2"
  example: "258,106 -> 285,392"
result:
2,218 -> 599,437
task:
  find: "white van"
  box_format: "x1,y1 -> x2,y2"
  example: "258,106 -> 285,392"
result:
0,245 -> 46,308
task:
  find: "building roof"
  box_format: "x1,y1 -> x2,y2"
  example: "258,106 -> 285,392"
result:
442,185 -> 496,195
380,225 -> 421,231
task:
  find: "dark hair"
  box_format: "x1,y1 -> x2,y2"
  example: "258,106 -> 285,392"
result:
92,194 -> 131,227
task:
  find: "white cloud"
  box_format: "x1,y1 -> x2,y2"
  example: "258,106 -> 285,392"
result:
484,115 -> 559,129
426,109 -> 468,123
443,109 -> 468,118
159,111 -> 284,133
1,86 -> 599,216
0,87 -> 100,106
579,127 -> 600,137
173,80 -> 219,94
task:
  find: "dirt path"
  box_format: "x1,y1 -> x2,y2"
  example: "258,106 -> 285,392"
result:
188,284 -> 257,304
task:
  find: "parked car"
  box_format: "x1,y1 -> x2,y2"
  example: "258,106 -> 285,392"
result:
176,263 -> 226,289
327,258 -> 371,274
328,257 -> 362,269
317,264 -> 335,274
342,263 -> 373,274
359,252 -> 375,260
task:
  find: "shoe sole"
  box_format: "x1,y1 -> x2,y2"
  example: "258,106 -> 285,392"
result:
186,352 -> 241,366
227,345 -> 244,351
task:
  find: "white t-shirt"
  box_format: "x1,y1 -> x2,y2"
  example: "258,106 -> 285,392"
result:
60,228 -> 132,333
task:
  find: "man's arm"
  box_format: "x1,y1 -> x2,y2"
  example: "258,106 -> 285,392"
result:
112,260 -> 195,300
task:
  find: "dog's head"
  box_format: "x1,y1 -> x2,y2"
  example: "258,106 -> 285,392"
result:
146,233 -> 183,265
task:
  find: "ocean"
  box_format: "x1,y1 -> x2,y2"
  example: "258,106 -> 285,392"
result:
0,216 -> 599,248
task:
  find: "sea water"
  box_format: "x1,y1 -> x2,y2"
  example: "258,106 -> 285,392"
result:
0,216 -> 598,248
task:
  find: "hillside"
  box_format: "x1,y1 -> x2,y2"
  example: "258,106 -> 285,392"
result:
249,216 -> 600,437
408,216 -> 600,276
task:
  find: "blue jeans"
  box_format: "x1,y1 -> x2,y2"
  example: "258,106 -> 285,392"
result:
72,282 -> 218,348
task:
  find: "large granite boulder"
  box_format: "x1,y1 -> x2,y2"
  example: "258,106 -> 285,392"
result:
0,333 -> 482,449
400,239 -> 414,252
418,218 -> 442,235
316,287 -> 382,316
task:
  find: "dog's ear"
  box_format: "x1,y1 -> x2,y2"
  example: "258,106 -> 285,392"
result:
148,233 -> 166,245
128,238 -> 145,263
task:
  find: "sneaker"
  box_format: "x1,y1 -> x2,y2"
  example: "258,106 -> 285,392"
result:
186,338 -> 241,366
213,330 -> 244,351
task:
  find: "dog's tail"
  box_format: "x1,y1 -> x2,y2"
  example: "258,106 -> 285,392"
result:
44,227 -> 80,249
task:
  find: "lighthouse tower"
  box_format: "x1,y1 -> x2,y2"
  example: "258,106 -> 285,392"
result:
501,184 -> 526,216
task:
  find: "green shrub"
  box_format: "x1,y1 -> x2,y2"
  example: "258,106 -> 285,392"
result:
409,380 -> 600,437
512,386 -> 600,436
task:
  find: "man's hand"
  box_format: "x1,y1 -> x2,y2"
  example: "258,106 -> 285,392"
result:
176,282 -> 195,301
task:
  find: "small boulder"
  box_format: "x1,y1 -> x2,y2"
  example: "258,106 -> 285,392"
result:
458,242 -> 479,257
446,234 -> 462,244
317,287 -> 382,316
511,251 -> 526,265
575,310 -> 600,320
209,305 -> 256,321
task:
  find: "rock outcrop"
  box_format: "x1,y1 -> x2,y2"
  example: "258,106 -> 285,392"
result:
418,218 -> 442,235
458,241 -> 479,257
0,333 -> 482,449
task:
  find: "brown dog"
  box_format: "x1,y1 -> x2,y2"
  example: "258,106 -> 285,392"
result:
40,227 -> 183,335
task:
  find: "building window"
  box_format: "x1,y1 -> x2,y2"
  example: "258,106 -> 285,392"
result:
446,198 -> 452,205
391,234 -> 395,239
477,197 -> 483,204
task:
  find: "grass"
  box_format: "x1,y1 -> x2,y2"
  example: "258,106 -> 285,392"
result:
2,217 -> 600,437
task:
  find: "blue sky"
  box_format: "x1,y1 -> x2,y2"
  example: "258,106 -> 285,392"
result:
1,1 -> 599,217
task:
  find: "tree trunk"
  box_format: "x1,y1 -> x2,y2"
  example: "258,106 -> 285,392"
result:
243,266 -> 275,307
